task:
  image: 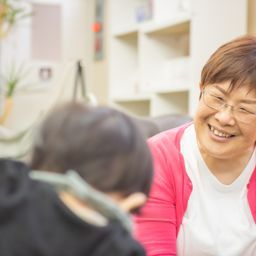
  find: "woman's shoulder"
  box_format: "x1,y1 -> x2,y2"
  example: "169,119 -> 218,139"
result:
146,123 -> 192,192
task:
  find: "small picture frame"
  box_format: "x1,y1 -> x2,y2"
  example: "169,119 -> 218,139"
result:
39,67 -> 52,82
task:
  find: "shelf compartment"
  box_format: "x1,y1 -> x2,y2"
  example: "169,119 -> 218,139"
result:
151,75 -> 192,94
142,15 -> 190,36
150,91 -> 189,117
139,33 -> 190,92
113,100 -> 151,117
110,0 -> 151,37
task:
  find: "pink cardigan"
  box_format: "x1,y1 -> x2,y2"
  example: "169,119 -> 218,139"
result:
134,123 -> 256,256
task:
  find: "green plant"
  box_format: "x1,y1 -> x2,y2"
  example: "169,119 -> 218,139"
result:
0,62 -> 30,97
0,0 -> 32,38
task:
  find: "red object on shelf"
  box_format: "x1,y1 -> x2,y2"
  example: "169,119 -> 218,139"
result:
92,22 -> 101,33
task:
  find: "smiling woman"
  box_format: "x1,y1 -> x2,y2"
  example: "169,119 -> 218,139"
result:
134,35 -> 256,256
195,81 -> 256,182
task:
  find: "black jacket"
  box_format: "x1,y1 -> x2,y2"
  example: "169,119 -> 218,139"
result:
0,159 -> 146,256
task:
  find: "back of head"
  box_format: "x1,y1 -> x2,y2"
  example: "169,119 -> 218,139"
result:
30,102 -> 153,197
201,35 -> 256,91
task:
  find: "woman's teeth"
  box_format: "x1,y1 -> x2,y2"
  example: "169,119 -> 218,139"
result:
210,126 -> 232,138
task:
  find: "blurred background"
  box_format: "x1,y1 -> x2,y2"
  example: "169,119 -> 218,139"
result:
0,0 -> 255,157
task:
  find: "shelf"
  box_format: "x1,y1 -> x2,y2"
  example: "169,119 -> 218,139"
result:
111,91 -> 151,116
113,26 -> 139,39
112,14 -> 191,38
154,86 -> 190,95
151,91 -> 189,116
142,14 -> 190,36
111,94 -> 151,103
151,77 -> 191,94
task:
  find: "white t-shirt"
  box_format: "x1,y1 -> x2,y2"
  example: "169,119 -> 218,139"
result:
177,124 -> 256,256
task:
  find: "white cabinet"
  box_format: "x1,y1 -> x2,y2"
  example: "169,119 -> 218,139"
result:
108,0 -> 248,117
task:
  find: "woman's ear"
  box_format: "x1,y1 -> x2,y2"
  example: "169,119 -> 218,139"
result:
118,193 -> 147,213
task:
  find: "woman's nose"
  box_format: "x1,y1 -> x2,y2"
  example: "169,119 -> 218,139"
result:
214,105 -> 236,126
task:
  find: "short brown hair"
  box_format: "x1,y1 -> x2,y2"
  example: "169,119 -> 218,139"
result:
201,35 -> 256,91
30,102 -> 153,197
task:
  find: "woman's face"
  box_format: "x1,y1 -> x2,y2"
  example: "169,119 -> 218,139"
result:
194,81 -> 256,160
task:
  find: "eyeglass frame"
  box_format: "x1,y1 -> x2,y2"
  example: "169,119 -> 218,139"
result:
201,88 -> 256,124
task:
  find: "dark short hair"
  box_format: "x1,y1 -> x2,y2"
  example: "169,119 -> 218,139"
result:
30,102 -> 153,197
201,35 -> 256,91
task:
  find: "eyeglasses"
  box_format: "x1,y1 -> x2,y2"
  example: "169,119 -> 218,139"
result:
202,88 -> 256,124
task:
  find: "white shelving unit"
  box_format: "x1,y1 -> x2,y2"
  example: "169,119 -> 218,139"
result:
109,1 -> 191,117
108,0 -> 248,117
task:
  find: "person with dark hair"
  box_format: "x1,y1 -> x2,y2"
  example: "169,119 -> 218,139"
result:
134,35 -> 256,256
0,102 -> 153,256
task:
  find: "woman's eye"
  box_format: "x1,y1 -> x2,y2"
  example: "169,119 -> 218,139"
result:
212,94 -> 224,101
239,107 -> 252,114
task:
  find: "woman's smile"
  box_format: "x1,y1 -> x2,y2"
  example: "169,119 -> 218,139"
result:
208,124 -> 236,141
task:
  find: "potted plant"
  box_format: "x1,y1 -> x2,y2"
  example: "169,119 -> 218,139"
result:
0,62 -> 29,124
0,0 -> 32,123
